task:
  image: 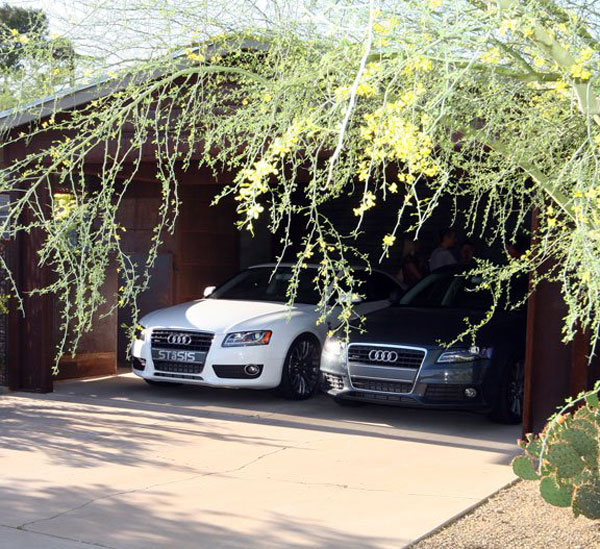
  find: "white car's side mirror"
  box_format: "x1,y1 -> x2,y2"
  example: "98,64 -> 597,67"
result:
203,285 -> 216,298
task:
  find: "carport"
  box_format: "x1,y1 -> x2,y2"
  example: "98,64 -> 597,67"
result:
0,77 -> 597,434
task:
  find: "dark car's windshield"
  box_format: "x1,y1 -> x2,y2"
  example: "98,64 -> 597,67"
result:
209,267 -> 321,305
399,271 -> 493,310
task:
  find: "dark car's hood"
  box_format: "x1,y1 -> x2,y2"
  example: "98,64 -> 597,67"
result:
350,306 -> 515,349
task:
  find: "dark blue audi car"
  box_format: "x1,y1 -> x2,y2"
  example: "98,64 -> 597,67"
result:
320,267 -> 527,423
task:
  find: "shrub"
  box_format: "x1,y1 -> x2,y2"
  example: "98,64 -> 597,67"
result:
512,381 -> 600,520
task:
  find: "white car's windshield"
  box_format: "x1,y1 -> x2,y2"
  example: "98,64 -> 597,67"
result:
209,267 -> 321,305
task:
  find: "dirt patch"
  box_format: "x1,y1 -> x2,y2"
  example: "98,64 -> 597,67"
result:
412,480 -> 600,549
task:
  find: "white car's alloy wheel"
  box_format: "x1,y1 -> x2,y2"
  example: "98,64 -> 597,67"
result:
277,335 -> 321,400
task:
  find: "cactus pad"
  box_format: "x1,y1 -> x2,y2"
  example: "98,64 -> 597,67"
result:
561,428 -> 598,461
573,482 -> 600,520
539,477 -> 572,507
512,456 -> 540,480
547,443 -> 585,479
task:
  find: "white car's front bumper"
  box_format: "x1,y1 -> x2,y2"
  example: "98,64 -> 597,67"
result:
131,330 -> 287,389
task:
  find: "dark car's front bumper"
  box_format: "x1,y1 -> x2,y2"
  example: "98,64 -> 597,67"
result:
321,345 -> 497,410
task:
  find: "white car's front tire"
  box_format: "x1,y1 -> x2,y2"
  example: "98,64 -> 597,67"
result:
276,333 -> 321,400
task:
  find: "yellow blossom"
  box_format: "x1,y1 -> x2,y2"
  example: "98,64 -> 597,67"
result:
353,191 -> 377,216
403,56 -> 433,75
522,27 -> 534,38
570,63 -> 592,80
247,203 -> 264,220
356,82 -> 377,97
383,234 -> 396,247
499,20 -> 517,37
480,48 -> 502,65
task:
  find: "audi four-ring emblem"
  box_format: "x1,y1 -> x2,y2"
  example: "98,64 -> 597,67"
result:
167,334 -> 192,345
368,350 -> 398,363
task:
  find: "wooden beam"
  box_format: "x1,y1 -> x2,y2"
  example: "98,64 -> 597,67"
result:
522,209 -> 538,435
570,327 -> 590,396
14,185 -> 53,393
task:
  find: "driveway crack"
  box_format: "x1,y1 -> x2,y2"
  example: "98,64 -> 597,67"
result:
17,446 -> 288,532
2,522 -> 116,548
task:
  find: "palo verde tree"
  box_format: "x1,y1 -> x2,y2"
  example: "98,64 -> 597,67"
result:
0,0 -> 599,368
0,3 -> 76,109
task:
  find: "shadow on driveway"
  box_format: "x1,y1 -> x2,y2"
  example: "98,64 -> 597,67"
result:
0,479 -> 403,548
0,371 -> 520,470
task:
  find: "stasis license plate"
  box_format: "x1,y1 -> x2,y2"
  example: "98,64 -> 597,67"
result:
151,349 -> 206,364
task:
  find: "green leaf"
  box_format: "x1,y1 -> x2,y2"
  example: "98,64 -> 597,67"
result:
512,455 -> 539,480
539,477 -> 572,508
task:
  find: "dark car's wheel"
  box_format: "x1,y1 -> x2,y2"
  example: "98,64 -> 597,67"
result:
489,358 -> 524,424
144,379 -> 182,387
276,334 -> 321,400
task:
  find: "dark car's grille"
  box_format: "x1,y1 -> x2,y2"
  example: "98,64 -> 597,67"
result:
425,384 -> 465,401
348,345 -> 425,369
153,361 -> 205,375
151,329 -> 214,352
350,377 -> 413,394
322,373 -> 345,391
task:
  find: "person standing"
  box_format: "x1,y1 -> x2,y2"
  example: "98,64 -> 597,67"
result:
459,240 -> 476,265
399,237 -> 424,287
429,228 -> 458,272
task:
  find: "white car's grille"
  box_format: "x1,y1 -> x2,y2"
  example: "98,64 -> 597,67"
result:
151,329 -> 214,352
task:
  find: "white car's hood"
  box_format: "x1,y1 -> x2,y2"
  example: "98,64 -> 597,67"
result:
141,298 -> 317,334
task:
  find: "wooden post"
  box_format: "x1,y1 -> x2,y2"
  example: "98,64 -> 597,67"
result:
570,328 -> 590,396
522,210 -> 590,435
12,186 -> 53,392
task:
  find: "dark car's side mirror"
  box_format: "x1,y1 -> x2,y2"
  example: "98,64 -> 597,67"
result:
203,285 -> 216,298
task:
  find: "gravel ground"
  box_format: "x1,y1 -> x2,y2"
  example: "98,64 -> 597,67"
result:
412,480 -> 600,549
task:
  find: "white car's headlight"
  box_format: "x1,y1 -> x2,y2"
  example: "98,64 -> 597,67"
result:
222,330 -> 272,347
437,346 -> 492,364
323,337 -> 347,358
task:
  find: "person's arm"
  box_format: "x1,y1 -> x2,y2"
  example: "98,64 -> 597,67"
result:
404,261 -> 421,284
439,249 -> 457,268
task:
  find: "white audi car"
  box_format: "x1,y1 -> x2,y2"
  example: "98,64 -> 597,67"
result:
131,263 -> 403,399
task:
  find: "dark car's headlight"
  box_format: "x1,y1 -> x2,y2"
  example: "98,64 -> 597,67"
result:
222,330 -> 272,347
134,324 -> 147,341
437,346 -> 492,364
322,337 -> 347,358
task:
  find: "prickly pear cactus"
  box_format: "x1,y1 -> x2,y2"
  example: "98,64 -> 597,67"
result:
512,381 -> 600,520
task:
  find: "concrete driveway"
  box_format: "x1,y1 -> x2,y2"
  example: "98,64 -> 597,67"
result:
0,372 -> 519,548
